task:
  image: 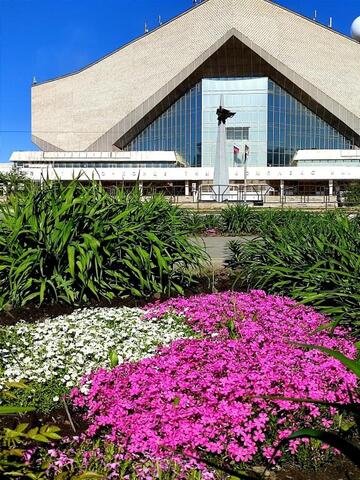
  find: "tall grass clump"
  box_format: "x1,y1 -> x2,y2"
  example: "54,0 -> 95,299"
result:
255,208 -> 315,234
183,211 -> 221,234
219,204 -> 258,234
0,180 -> 206,310
220,207 -> 318,235
228,212 -> 360,330
187,206 -> 320,236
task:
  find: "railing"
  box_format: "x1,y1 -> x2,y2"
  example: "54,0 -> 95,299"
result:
199,184 -> 274,204
101,184 -> 347,208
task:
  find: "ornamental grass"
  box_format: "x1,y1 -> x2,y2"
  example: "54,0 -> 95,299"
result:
227,212 -> 360,330
0,180 -> 206,310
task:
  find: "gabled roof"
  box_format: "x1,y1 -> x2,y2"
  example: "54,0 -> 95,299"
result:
32,0 -> 360,151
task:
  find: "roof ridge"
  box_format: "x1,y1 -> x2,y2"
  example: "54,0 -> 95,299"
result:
33,0 -> 358,87
32,0 -> 211,86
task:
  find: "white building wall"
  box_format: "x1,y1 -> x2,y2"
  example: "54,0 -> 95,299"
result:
9,151 -> 360,183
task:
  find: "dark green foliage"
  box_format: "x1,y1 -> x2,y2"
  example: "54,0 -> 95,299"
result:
0,168 -> 34,198
255,208 -> 316,234
344,182 -> 360,206
219,205 -> 258,234
187,206 -> 320,236
226,239 -> 244,269
228,212 -> 360,329
183,212 -> 221,234
0,180 -> 206,309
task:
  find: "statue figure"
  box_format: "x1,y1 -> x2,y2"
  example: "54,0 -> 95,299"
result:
216,105 -> 236,125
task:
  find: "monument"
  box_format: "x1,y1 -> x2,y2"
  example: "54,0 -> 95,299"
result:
213,95 -> 236,201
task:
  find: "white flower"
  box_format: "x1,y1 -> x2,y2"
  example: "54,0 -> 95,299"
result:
0,306 -> 193,405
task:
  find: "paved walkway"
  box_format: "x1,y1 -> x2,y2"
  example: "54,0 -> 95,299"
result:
193,235 -> 254,268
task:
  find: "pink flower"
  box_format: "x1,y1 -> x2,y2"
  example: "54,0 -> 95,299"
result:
70,291 -> 357,469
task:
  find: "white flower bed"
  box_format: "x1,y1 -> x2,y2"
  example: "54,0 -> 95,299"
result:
0,307 -> 193,395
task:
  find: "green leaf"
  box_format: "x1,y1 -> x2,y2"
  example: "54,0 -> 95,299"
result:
30,433 -> 51,443
0,406 -> 36,414
15,423 -> 29,433
74,472 -> 106,479
109,350 -> 119,368
294,343 -> 360,378
288,428 -> 360,468
39,279 -> 46,304
43,432 -> 61,440
67,245 -> 75,278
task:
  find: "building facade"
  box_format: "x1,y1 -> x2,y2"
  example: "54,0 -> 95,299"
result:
125,77 -> 352,168
12,0 -> 359,200
31,0 -> 360,155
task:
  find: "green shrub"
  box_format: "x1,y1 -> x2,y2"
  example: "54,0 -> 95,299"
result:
0,168 -> 34,198
187,206 -> 320,236
255,209 -> 315,234
344,182 -> 360,206
182,211 -> 221,234
229,212 -> 360,330
0,180 -> 206,309
219,204 -> 258,234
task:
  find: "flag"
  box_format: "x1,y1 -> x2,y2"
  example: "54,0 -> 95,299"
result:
244,144 -> 250,163
233,145 -> 241,167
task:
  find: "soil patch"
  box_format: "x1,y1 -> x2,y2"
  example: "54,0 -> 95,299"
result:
276,459 -> 360,480
0,296 -> 151,326
0,405 -> 87,438
0,269 -> 237,326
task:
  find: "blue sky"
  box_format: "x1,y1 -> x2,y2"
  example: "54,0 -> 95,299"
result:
0,0 -> 359,163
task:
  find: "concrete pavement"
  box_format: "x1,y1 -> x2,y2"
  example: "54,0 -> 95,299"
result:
192,235 -> 254,268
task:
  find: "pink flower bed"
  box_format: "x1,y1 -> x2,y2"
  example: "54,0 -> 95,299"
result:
71,291 -> 357,468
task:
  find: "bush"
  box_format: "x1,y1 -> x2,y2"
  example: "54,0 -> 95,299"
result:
255,209 -> 315,235
344,182 -> 360,206
0,181 -> 206,309
219,205 -> 257,234
181,211 -> 222,235
0,306 -> 194,412
71,292 -> 357,473
228,212 -> 360,330
0,168 -> 34,198
186,206 -> 320,236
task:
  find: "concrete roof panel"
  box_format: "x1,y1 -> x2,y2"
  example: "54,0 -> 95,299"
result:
32,0 -> 360,151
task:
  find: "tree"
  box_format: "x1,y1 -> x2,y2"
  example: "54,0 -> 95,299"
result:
0,168 -> 34,198
344,182 -> 360,206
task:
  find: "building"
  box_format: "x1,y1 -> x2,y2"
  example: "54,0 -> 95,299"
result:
13,0 -> 360,199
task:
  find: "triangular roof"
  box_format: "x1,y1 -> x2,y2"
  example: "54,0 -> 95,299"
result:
32,0 -> 360,151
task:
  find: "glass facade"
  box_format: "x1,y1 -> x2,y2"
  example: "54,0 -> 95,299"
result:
201,78 -> 268,168
125,83 -> 202,167
125,77 -> 352,168
226,127 -> 250,141
267,80 -> 352,166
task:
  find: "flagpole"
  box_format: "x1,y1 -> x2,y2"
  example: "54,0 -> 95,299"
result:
244,145 -> 249,203
243,160 -> 247,203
